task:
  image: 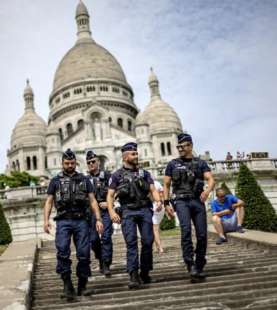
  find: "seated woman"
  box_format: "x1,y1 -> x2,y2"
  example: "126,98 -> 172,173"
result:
211,188 -> 245,245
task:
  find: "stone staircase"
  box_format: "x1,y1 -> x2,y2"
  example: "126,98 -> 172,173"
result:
31,233 -> 277,310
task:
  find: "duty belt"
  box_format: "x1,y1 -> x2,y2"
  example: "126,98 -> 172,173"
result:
54,210 -> 86,220
175,193 -> 195,200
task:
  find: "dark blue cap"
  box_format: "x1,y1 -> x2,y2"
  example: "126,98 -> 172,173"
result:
121,142 -> 137,153
86,150 -> 97,161
177,133 -> 193,144
62,148 -> 76,160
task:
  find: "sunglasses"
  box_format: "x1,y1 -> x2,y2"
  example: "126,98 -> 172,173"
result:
176,143 -> 191,150
87,160 -> 97,165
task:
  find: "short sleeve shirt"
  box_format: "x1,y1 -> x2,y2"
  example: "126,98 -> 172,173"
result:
165,157 -> 211,177
211,194 -> 238,220
109,167 -> 154,190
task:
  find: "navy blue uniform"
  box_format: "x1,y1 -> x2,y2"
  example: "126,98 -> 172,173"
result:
165,158 -> 210,271
47,171 -> 93,278
109,167 -> 154,274
87,171 -> 113,265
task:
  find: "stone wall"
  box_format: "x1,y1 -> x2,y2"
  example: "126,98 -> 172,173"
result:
2,197 -> 55,242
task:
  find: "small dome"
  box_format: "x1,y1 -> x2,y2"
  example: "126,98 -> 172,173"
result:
76,0 -> 89,17
11,111 -> 47,149
136,69 -> 182,134
53,41 -> 128,91
136,98 -> 182,134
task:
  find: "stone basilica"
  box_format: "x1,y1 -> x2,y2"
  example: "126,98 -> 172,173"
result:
7,1 -> 183,178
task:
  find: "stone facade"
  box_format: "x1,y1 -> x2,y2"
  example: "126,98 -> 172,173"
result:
6,1 -> 182,178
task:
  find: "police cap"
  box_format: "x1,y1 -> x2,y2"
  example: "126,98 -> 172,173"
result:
86,150 -> 97,161
62,148 -> 76,160
121,142 -> 137,153
177,133 -> 193,144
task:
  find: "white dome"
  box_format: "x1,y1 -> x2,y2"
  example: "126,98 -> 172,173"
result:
11,111 -> 47,149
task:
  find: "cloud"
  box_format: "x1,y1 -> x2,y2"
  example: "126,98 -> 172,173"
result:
0,0 -> 277,172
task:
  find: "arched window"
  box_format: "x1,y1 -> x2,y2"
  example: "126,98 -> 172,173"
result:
66,123 -> 73,136
128,120 -> 132,131
108,117 -> 112,123
167,142 -> 172,156
59,128 -> 63,141
16,160 -> 20,171
117,118 -> 123,128
45,157 -> 48,169
77,119 -> 84,129
27,157 -> 31,170
161,143 -> 165,157
33,156 -> 37,170
144,149 -> 148,157
12,161 -> 16,171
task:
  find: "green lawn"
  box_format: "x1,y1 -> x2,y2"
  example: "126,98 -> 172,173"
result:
160,227 -> 180,237
0,245 -> 7,256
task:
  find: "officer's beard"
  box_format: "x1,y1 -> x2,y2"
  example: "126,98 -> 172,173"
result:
126,158 -> 138,168
64,167 -> 75,175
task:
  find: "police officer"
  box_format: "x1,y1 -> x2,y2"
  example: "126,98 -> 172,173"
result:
43,149 -> 103,301
86,150 -> 113,277
107,142 -> 162,289
163,133 -> 215,282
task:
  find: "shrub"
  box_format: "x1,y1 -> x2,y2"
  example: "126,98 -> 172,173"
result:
235,164 -> 277,232
160,214 -> 176,230
0,204 -> 12,245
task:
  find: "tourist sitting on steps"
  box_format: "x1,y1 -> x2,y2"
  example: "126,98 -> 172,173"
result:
211,188 -> 245,245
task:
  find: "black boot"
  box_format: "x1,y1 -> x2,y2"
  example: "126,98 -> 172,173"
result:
61,273 -> 76,301
77,276 -> 88,296
188,264 -> 206,283
99,259 -> 103,274
140,270 -> 151,284
128,270 -> 141,289
102,261 -> 111,278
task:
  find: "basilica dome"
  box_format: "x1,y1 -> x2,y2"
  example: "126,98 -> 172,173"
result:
53,1 -> 128,91
11,81 -> 46,150
136,69 -> 182,134
53,41 -> 128,91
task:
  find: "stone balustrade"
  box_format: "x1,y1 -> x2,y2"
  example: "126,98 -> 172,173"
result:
209,158 -> 277,174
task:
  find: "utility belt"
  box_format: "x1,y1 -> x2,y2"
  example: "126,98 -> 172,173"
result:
175,193 -> 200,200
54,210 -> 86,221
122,199 -> 151,210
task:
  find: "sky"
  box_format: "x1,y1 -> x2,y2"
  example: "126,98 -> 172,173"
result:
0,0 -> 277,172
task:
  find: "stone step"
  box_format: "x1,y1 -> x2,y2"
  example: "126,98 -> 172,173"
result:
32,273 -> 277,303
31,235 -> 277,310
32,286 -> 277,310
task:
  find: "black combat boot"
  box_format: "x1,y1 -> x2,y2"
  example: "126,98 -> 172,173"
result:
128,270 -> 141,289
102,261 -> 111,278
140,270 -> 151,284
188,264 -> 206,283
61,273 -> 76,301
77,276 -> 88,296
99,259 -> 103,274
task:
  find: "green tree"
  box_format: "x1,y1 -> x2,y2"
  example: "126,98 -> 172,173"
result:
0,172 -> 38,189
160,214 -> 176,230
220,182 -> 232,195
0,204 -> 12,245
235,164 -> 277,232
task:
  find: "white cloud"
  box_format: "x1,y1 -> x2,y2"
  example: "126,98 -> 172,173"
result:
0,0 -> 277,172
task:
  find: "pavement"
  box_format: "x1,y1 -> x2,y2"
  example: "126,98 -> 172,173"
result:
0,239 -> 39,310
